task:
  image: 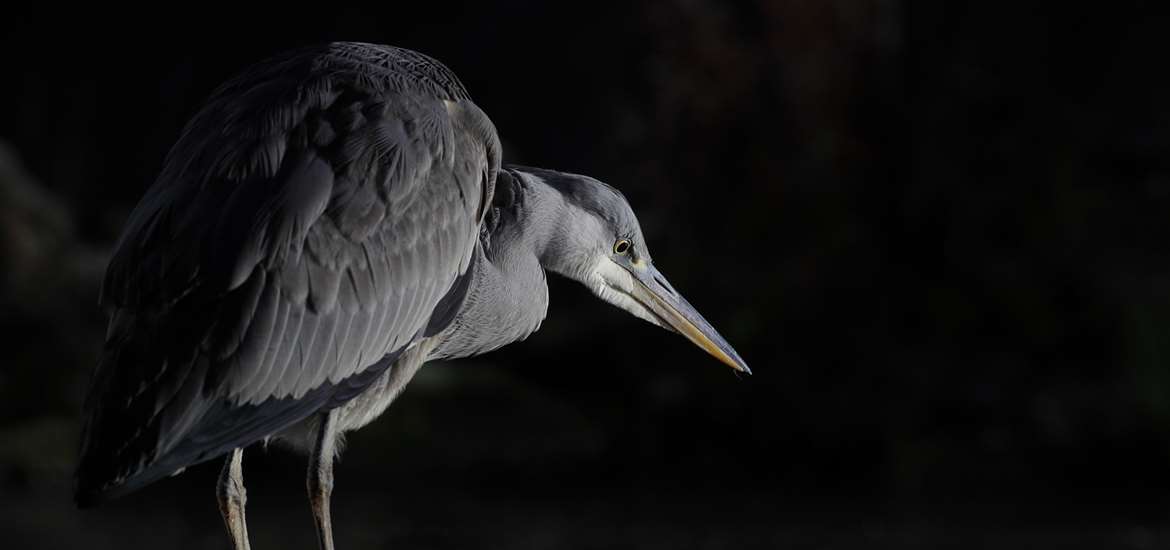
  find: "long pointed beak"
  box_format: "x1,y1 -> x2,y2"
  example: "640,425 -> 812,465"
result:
627,263 -> 751,375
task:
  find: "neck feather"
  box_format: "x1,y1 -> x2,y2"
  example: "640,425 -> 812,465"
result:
502,167 -> 602,281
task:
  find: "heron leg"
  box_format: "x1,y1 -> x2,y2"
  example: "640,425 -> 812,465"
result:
308,409 -> 340,550
216,447 -> 251,550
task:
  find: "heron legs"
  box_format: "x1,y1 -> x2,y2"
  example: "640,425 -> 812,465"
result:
308,409 -> 340,550
217,447 -> 251,550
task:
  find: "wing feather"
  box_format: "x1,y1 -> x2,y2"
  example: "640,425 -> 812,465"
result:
295,305 -> 338,398
76,43 -> 501,505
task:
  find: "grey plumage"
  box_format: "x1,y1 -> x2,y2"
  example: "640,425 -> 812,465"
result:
77,42 -> 498,503
76,42 -> 749,550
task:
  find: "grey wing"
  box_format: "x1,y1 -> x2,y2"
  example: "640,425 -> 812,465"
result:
75,43 -> 501,505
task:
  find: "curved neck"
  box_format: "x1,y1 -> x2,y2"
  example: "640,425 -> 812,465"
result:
429,169 -> 560,359
428,166 -> 599,360
497,167 -> 599,281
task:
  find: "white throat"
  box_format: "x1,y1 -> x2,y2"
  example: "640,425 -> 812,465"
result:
588,257 -> 665,328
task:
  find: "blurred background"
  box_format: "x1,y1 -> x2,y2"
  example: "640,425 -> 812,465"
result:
3,1 -> 1170,548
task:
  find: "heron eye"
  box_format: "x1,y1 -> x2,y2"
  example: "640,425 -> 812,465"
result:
613,239 -> 632,255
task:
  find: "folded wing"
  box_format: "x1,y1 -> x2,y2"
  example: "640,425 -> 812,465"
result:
75,43 -> 500,505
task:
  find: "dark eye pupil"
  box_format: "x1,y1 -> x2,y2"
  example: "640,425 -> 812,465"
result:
615,240 -> 630,254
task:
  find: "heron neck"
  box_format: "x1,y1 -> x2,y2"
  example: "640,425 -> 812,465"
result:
427,169 -> 558,359
504,169 -> 595,281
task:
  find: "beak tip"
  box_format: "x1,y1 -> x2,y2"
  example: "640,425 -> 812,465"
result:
723,353 -> 751,376
730,358 -> 751,376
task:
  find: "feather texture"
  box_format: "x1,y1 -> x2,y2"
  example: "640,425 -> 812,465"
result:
76,42 -> 501,505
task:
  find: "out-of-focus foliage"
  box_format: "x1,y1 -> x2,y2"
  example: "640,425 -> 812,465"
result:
0,141 -> 104,484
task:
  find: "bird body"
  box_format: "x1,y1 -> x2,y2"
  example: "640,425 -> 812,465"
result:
75,42 -> 749,550
76,42 -> 500,503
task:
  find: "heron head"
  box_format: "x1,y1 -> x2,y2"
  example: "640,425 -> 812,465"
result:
515,167 -> 750,375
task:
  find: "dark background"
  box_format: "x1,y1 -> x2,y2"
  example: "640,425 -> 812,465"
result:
3,2 -> 1170,548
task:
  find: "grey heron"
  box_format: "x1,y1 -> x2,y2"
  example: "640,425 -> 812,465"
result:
74,42 -> 750,550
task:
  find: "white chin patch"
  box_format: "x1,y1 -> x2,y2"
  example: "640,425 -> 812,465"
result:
590,258 -> 667,328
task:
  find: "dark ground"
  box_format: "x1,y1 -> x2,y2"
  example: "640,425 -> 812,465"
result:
4,1 -> 1170,548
